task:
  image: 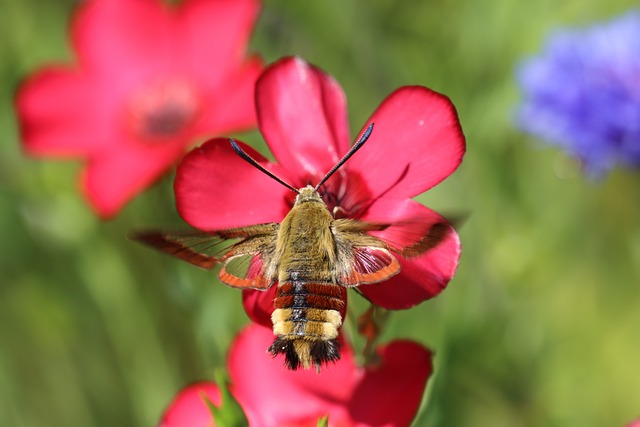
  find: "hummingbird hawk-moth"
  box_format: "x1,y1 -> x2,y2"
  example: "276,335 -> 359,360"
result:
133,123 -> 452,371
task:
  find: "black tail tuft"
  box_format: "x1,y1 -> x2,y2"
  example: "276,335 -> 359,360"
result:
268,337 -> 341,371
269,337 -> 301,370
309,338 -> 341,366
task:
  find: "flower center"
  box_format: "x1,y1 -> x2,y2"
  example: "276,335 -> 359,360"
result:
287,171 -> 373,219
127,80 -> 200,143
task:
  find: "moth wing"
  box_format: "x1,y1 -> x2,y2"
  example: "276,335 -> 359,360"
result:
132,229 -> 229,269
332,214 -> 457,286
131,223 -> 279,290
332,220 -> 401,286
341,246 -> 401,286
219,248 -> 276,290
372,216 -> 457,259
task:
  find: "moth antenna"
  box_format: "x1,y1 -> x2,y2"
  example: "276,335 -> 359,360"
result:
230,139 -> 299,193
315,122 -> 374,191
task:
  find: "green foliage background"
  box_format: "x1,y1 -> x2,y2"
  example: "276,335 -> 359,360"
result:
1,0 -> 639,426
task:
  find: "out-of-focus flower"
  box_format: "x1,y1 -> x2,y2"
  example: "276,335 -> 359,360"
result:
16,0 -> 262,218
159,382 -> 221,427
159,324 -> 433,427
516,11 -> 640,176
626,420 -> 640,427
175,56 -> 465,323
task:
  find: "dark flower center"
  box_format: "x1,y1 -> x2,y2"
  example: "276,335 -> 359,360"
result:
127,80 -> 200,143
286,170 -> 373,219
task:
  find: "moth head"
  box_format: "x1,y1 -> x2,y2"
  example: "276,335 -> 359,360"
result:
294,185 -> 323,204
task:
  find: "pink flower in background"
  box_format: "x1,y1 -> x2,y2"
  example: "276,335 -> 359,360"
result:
159,324 -> 433,427
175,56 -> 465,324
159,382 -> 221,427
16,0 -> 262,218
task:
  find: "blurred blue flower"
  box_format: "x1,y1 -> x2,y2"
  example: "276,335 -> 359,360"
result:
516,11 -> 640,176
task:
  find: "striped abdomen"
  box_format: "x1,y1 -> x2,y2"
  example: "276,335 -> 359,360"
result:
269,273 -> 347,370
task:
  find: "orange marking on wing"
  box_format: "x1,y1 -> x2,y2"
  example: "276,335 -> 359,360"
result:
218,267 -> 273,290
341,247 -> 401,286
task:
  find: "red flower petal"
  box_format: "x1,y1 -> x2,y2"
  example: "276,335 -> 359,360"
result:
82,143 -> 184,218
256,57 -> 351,183
175,0 -> 261,88
228,324 -> 358,425
194,56 -> 262,135
242,287 -> 276,328
159,382 -> 220,427
228,324 -> 432,426
16,67 -> 112,157
347,341 -> 432,426
346,86 -> 466,200
72,0 -> 172,87
358,197 -> 461,309
17,0 -> 262,219
175,138 -> 291,230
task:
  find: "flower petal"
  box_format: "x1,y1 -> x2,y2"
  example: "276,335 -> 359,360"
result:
19,0 -> 262,220
159,382 -> 220,427
16,67 -> 112,157
347,86 -> 466,200
358,198 -> 461,309
242,287 -> 276,328
348,341 -> 432,426
82,142 -> 184,218
175,0 -> 261,87
227,324 -> 432,426
175,138 -> 291,230
194,56 -> 262,135
256,57 -> 351,183
228,324 -> 357,426
72,0 -> 172,87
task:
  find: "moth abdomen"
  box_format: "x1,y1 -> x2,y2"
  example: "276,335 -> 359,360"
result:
270,281 -> 346,370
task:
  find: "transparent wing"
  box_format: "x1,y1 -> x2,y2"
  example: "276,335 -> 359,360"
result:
341,246 -> 401,286
370,216 -> 458,259
332,214 -> 457,286
220,252 -> 274,290
131,223 -> 279,289
332,220 -> 400,286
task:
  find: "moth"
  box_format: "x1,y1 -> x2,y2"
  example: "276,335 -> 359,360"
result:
133,123 -> 453,371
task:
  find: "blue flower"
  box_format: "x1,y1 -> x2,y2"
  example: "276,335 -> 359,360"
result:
516,11 -> 640,176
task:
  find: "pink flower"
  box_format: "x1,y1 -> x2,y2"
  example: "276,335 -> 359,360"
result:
159,382 -> 221,427
159,324 -> 433,427
16,0 -> 263,218
175,56 -> 465,321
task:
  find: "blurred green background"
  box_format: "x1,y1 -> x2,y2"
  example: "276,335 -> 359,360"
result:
1,0 -> 639,426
